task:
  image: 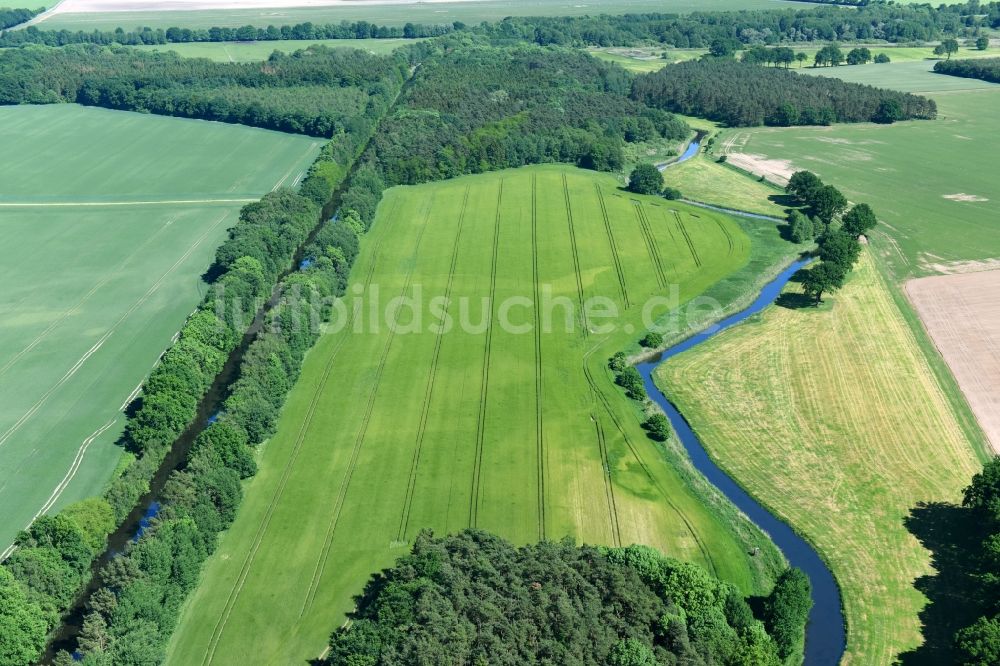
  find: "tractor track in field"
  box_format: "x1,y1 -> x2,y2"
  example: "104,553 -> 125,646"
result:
0,210 -> 231,451
714,218 -> 736,256
469,179 -> 503,529
0,214 -> 178,380
563,174 -> 589,337
299,194 -> 435,617
673,210 -> 702,268
633,201 -> 668,288
593,417 -> 622,548
530,175 -> 547,541
199,198 -> 399,666
581,349 -> 718,577
396,186 -> 469,542
595,184 -> 630,309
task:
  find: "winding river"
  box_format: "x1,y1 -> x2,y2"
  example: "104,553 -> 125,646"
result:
637,259 -> 846,665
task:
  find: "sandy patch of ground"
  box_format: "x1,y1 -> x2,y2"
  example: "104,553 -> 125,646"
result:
906,268 -> 1000,454
943,193 -> 989,202
51,0 -> 480,13
918,255 -> 1000,275
718,132 -> 797,185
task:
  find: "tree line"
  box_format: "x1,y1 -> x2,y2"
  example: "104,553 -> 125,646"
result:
783,170 -> 877,303
934,57 -> 1000,84
632,59 -> 936,127
0,18 -> 451,47
476,2 -> 998,48
326,530 -> 812,665
0,6 -> 39,30
0,44 -> 407,137
0,55 -> 401,663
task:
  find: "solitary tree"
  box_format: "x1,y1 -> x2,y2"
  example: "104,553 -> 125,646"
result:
628,163 -> 663,195
874,53 -> 891,64
639,331 -> 663,348
798,262 -> 845,303
934,38 -> 960,60
846,47 -> 872,65
796,52 -> 808,68
841,203 -> 878,238
977,36 -> 990,51
642,414 -> 670,442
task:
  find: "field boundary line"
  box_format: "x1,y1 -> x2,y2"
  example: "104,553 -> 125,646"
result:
469,179 -> 503,529
199,198 -> 400,666
0,198 -> 256,207
562,174 -> 589,337
0,210 -> 231,450
396,186 -> 469,542
299,194 -> 435,616
531,175 -> 546,541
0,214 -> 180,380
633,201 -> 668,288
595,184 -> 630,308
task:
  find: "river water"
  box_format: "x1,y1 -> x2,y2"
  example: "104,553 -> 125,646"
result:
636,259 -> 846,665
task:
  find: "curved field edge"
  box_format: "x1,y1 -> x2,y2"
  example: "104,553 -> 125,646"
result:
164,164 -> 798,665
655,251 -> 983,664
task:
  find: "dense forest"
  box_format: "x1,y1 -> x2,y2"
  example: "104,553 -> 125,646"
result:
364,43 -> 688,185
934,57 -> 1000,84
0,18 -> 451,47
633,59 -> 936,126
326,531 -> 811,665
0,6 -> 38,30
0,44 -> 407,137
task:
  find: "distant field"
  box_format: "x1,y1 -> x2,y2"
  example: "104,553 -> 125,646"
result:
589,47 -> 705,73
721,87 -> 1000,279
0,104 -> 320,550
166,164 -> 798,665
658,252 -> 985,665
131,36 -> 421,61
801,58 -> 1000,94
35,0 -> 800,30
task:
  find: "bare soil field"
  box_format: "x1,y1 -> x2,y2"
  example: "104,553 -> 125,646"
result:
906,268 -> 1000,454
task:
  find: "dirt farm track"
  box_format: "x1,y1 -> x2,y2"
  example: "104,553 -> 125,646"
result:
906,269 -> 1000,454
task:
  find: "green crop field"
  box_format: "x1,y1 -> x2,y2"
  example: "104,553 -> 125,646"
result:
166,164 -> 800,665
35,0 -> 800,31
130,37 -> 422,62
657,252 -> 986,664
801,58 -> 1000,94
721,85 -> 1000,280
0,104 -> 319,550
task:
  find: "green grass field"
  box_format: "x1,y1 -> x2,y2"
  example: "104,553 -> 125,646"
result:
130,37 -> 422,61
165,164 -> 799,665
0,104 -> 319,550
34,0 -> 800,30
663,154 -> 787,218
722,86 -> 1000,279
657,252 -> 984,664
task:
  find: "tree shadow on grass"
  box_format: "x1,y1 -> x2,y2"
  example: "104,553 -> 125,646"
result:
775,292 -> 816,310
768,193 -> 799,209
896,501 -> 984,665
